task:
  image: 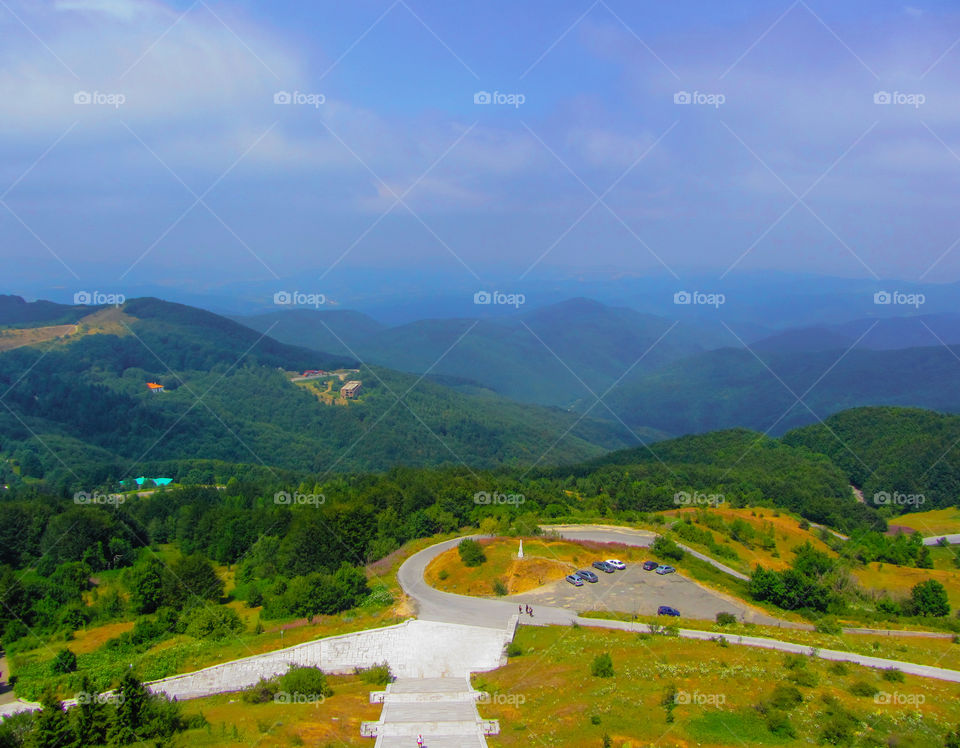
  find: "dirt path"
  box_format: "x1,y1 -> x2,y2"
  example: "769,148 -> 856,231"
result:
0,650 -> 14,705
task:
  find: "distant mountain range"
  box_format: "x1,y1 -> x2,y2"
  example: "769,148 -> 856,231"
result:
235,299 -> 960,438
234,298 -> 729,407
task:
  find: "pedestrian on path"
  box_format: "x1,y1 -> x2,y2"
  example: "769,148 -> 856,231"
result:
417,734 -> 424,747
519,605 -> 522,615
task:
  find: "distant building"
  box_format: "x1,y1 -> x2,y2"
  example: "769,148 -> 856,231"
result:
301,369 -> 329,378
340,380 -> 362,398
146,382 -> 164,392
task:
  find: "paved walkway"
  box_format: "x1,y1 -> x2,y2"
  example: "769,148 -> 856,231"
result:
362,677 -> 494,747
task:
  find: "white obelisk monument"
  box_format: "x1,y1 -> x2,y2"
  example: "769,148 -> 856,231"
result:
518,539 -> 524,559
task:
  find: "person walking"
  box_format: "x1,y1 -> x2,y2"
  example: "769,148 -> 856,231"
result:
417,734 -> 424,747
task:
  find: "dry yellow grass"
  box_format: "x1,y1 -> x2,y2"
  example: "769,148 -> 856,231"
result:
664,506 -> 836,572
0,324 -> 78,351
76,307 -> 137,336
424,538 -> 653,596
853,563 -> 960,607
889,507 -> 960,536
178,672 -> 380,747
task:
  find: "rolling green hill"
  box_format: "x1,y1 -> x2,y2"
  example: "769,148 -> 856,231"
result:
784,406 -> 960,511
0,298 -> 639,487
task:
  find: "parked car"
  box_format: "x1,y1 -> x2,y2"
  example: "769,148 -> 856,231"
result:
657,605 -> 680,616
642,560 -> 659,571
592,561 -> 616,573
655,565 -> 676,575
605,559 -> 626,570
566,574 -> 584,586
575,569 -> 598,583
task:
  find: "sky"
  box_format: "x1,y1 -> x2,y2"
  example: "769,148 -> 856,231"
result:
2,0 -> 960,298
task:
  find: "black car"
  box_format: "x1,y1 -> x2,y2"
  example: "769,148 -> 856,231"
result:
592,561 -> 616,573
657,605 -> 680,617
575,569 -> 598,583
642,560 -> 658,571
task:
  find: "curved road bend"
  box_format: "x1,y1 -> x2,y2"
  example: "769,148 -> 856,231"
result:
400,531 -> 958,658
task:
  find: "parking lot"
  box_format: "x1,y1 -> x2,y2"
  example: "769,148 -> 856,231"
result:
510,563 -> 776,623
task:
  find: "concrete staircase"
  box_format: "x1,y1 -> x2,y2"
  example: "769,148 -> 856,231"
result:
362,677 -> 498,748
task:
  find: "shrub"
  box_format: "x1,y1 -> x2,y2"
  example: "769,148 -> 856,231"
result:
492,579 -> 508,596
715,612 -> 737,626
590,715 -> 601,725
652,535 -> 684,562
505,641 -> 523,657
768,684 -> 803,710
458,539 -> 486,567
787,667 -> 818,688
355,663 -> 393,686
590,653 -> 614,678
828,662 -> 849,676
182,606 -> 244,640
814,617 -> 842,635
50,648 -> 77,675
279,667 -> 332,699
849,680 -> 878,697
437,569 -> 449,581
907,579 -> 950,617
242,678 -> 278,704
882,668 -> 904,682
765,710 -> 796,738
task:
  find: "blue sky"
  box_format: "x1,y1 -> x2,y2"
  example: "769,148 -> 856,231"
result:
2,0 -> 960,294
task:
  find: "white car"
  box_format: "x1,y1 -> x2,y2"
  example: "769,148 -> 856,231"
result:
605,559 -> 626,570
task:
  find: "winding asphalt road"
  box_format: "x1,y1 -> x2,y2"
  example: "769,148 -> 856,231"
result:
399,529 -> 960,682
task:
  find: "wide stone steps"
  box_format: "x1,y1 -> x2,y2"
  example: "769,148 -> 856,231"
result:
376,736 -> 484,748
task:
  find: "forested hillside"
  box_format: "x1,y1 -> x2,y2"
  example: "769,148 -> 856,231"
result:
784,407 -> 960,510
0,298 -> 636,486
